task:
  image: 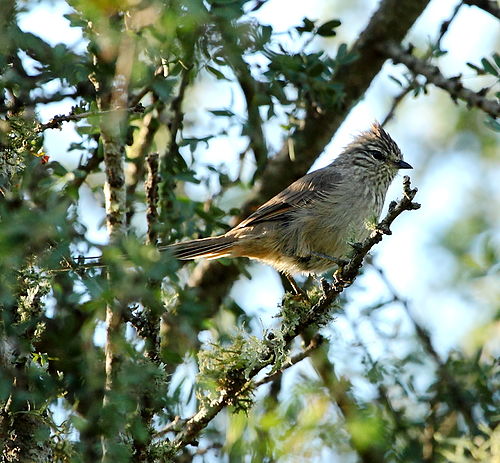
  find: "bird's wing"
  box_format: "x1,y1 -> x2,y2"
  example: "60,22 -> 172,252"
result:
235,167 -> 342,229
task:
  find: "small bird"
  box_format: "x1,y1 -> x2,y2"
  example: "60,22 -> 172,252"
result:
164,123 -> 411,276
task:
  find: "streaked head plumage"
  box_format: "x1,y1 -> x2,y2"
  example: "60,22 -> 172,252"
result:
341,122 -> 412,172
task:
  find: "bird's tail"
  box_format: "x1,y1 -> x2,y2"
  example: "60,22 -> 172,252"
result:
161,235 -> 237,260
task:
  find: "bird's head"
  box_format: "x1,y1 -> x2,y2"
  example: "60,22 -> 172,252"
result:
340,122 -> 412,184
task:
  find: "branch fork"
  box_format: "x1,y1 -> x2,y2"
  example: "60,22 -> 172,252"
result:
167,176 -> 420,451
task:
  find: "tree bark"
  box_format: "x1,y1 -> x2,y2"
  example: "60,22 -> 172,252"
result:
189,0 -> 431,304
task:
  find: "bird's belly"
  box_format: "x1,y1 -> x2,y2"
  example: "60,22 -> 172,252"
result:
232,189 -> 383,275
297,193 -> 381,261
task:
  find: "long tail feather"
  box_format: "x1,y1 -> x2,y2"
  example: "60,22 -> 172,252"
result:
162,235 -> 237,260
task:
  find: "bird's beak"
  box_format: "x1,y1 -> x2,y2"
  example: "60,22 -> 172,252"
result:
394,159 -> 412,169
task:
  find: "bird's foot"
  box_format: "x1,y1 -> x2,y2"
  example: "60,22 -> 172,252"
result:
285,274 -> 308,300
347,241 -> 364,252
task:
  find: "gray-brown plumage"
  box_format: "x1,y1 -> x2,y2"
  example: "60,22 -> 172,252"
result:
164,123 -> 412,275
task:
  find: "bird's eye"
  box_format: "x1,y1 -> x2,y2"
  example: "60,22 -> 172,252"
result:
368,150 -> 385,161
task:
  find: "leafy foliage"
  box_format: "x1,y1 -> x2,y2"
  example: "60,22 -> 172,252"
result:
0,0 -> 498,462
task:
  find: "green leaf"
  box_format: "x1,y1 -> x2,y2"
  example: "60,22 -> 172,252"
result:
389,75 -> 403,87
206,65 -> 228,80
210,0 -> 243,20
481,57 -> 498,76
53,43 -> 68,60
317,19 -> 341,37
485,116 -> 500,132
336,43 -> 347,60
260,25 -> 272,45
296,17 -> 315,34
308,61 -> 325,77
50,161 -> 68,177
466,62 -> 484,74
209,109 -> 235,117
212,55 -> 227,66
76,125 -> 98,135
432,48 -> 447,58
64,13 -> 87,28
160,349 -> 183,364
151,77 -> 175,102
493,53 -> 500,69
335,43 -> 358,66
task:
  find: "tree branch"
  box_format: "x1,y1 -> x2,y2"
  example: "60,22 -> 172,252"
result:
170,176 -> 420,451
158,60 -> 192,235
384,42 -> 500,118
463,0 -> 500,19
145,153 -> 160,246
382,0 -> 464,126
253,334 -> 324,387
125,110 -> 159,227
90,26 -> 133,459
64,136 -> 102,193
167,63 -> 191,160
373,264 -> 479,434
35,104 -> 145,133
189,0 -> 431,305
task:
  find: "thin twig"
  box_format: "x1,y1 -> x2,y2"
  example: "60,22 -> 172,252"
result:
129,61 -> 170,107
145,153 -> 160,246
254,334 -> 324,387
35,104 -> 145,133
372,263 -> 479,433
129,86 -> 151,109
350,318 -> 406,431
169,176 -> 420,451
155,416 -> 186,437
382,1 -> 464,126
28,91 -> 79,107
167,62 -> 192,159
159,58 -> 192,231
384,42 -> 500,118
463,0 -> 500,19
125,110 -> 159,227
215,17 -> 268,177
64,135 -> 102,193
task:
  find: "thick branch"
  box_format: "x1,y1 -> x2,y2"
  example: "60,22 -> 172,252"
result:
90,27 -> 133,460
191,0 -> 430,303
384,42 -> 500,118
249,0 -> 430,214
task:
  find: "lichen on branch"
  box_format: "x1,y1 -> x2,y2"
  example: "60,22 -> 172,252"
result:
167,176 -> 420,451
